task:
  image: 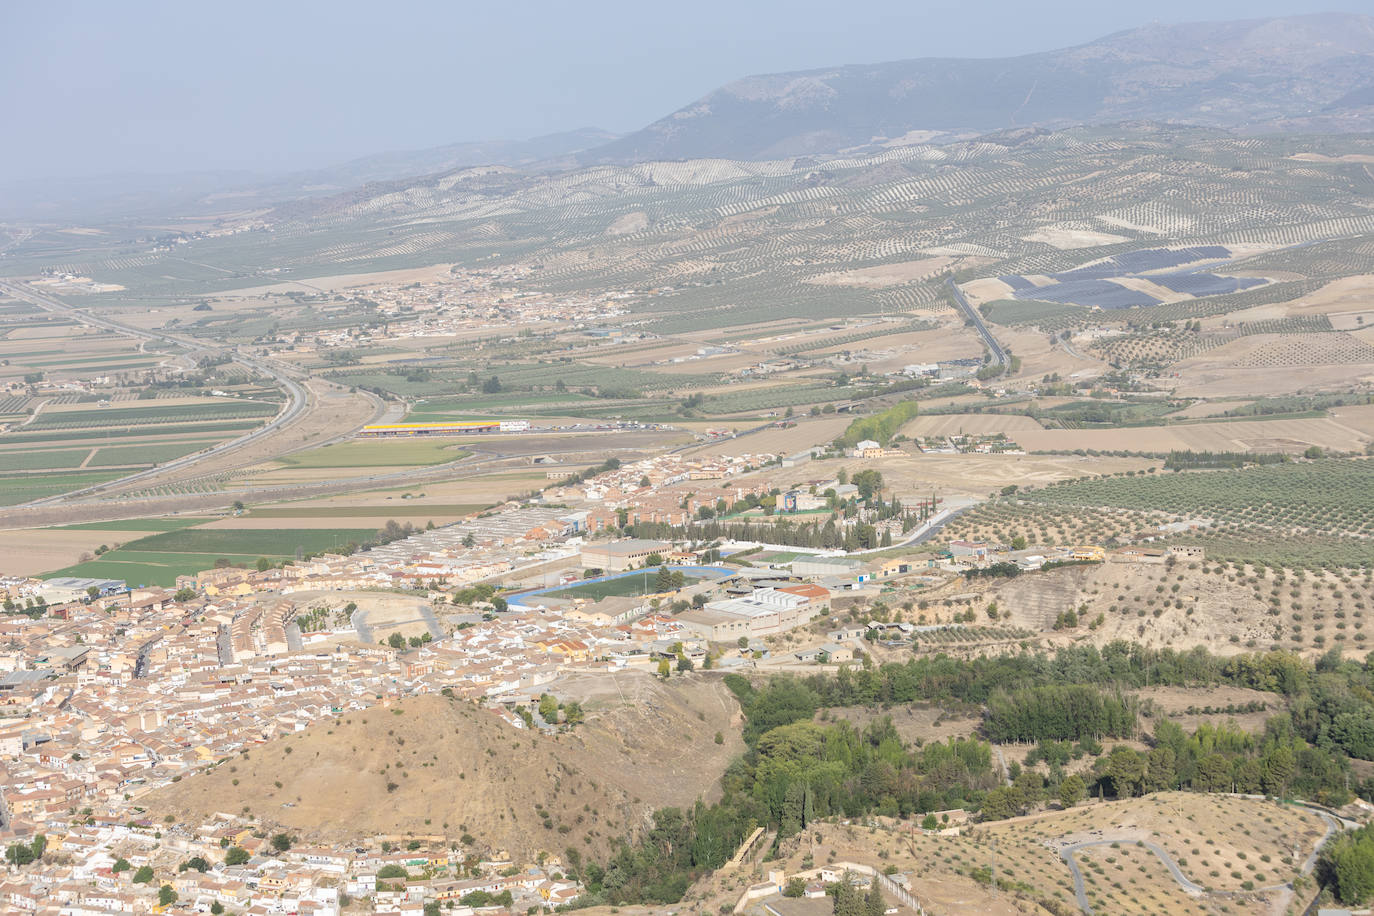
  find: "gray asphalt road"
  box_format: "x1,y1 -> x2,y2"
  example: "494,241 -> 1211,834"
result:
351,609 -> 374,645
418,603 -> 445,640
216,625 -> 233,666
1059,839 -> 1204,914
285,621 -> 304,653
1303,810 -> 1341,874
1059,807 -> 1343,916
946,277 -> 1007,366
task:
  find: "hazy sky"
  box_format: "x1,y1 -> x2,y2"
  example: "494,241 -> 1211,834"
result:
0,0 -> 1365,181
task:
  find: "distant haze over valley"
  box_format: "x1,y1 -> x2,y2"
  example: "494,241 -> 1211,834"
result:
3,12 -> 1373,220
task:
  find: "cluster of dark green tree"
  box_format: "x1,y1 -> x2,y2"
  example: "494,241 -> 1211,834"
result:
809,645 -> 1374,770
571,679 -> 995,907
1322,820 -> 1374,906
558,457 -> 621,488
1163,450 -> 1290,470
984,685 -> 1137,742
838,400 -> 919,447
631,516 -> 899,551
827,877 -> 887,916
984,716 -> 1351,819
1095,718 -> 1344,802
571,646 -> 1374,907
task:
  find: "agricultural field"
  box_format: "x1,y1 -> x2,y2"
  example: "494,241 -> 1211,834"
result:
273,440 -> 471,469
1019,459 -> 1373,539
902,413 -> 1045,437
945,458 -> 1374,568
42,525 -> 384,586
21,399 -> 277,431
241,503 -> 487,520
767,792 -> 1325,916
0,470 -> 130,506
3,126 -> 1374,586
979,556 -> 1374,655
1010,414 -> 1373,455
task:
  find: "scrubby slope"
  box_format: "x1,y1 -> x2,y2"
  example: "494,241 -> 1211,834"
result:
146,672 -> 744,859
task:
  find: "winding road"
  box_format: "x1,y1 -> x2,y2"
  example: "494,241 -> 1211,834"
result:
1058,838 -> 1204,914
1056,804 -> 1345,915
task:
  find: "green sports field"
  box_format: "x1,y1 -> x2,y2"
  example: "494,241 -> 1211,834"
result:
546,573 -> 701,601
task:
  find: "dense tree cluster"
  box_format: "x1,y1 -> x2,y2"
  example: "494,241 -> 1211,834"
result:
828,877 -> 887,916
1323,821 -> 1374,905
572,645 -> 1374,907
985,686 -> 1137,742
1163,450 -> 1289,470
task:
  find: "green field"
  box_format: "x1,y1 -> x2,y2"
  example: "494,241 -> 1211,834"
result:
277,441 -> 471,469
0,470 -> 129,506
0,447 -> 93,471
42,526 -> 387,586
86,442 -> 207,467
55,517 -> 212,532
25,401 -> 276,430
0,421 -> 262,445
546,573 -> 702,600
43,552 -> 271,587
121,527 -> 384,555
247,503 -> 488,518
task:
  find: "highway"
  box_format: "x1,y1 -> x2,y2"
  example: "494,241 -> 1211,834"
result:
946,277 -> 1007,367
0,279 -> 312,503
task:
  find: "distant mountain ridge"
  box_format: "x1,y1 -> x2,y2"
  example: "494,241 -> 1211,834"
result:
585,12 -> 1374,163
0,127 -> 619,221
298,127 -> 620,189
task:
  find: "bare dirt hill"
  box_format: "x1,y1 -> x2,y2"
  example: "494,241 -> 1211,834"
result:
145,671 -> 744,860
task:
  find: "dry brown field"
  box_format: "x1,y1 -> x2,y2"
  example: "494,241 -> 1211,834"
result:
998,326 -> 1107,381
803,256 -> 956,288
1021,227 -> 1132,249
1162,401 -> 1249,419
684,415 -> 853,457
869,452 -> 1159,500
1011,415 -> 1372,454
821,704 -> 981,745
1135,685 -> 1278,734
901,413 -> 1045,437
0,528 -> 140,576
343,592 -> 437,642
826,326 -> 984,374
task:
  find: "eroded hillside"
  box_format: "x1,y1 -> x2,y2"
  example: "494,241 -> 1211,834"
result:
146,672 -> 744,859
